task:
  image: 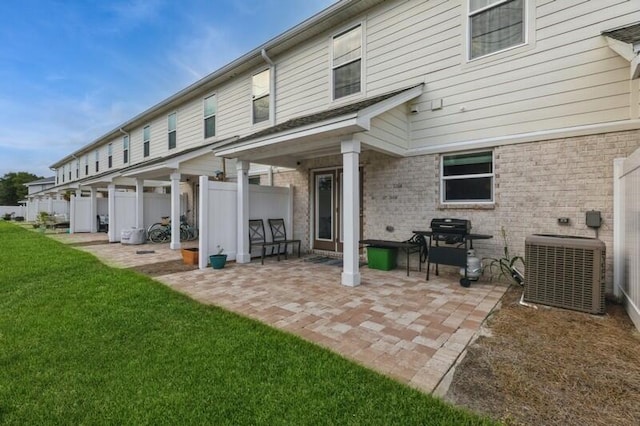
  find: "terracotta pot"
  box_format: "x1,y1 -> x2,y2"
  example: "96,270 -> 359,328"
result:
181,248 -> 199,265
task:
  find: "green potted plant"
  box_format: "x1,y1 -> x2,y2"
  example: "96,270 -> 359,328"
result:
209,246 -> 227,269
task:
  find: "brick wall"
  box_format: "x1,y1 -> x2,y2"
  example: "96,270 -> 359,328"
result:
364,130 -> 640,293
263,130 -> 639,293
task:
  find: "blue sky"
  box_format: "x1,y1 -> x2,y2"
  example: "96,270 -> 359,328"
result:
0,0 -> 334,178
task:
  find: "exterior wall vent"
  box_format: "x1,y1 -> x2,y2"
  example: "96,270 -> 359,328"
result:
524,234 -> 606,314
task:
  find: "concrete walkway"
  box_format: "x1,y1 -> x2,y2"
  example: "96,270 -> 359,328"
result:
53,232 -> 508,395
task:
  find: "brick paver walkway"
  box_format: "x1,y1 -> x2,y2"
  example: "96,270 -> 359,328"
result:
53,232 -> 507,394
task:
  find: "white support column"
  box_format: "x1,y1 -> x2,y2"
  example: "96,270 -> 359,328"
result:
613,158 -> 625,300
236,160 -> 251,263
198,176 -> 209,270
341,138 -> 361,287
69,190 -> 80,234
135,179 -> 144,230
47,196 -> 53,214
170,172 -> 182,250
107,184 -> 116,242
90,187 -> 97,232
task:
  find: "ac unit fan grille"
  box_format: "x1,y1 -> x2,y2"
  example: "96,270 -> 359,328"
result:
524,235 -> 605,314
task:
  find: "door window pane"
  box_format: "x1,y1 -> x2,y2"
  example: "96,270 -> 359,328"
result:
316,175 -> 333,240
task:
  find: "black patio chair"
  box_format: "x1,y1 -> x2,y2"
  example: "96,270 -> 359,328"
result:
97,215 -> 108,233
249,219 -> 281,265
268,218 -> 301,259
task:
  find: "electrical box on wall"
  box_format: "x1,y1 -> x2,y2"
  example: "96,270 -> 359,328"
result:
586,210 -> 602,228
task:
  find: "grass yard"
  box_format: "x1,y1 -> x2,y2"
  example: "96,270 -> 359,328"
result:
0,222 -> 494,425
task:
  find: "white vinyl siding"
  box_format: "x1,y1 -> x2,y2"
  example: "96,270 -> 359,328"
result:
361,0 -> 635,151
276,37 -> 328,122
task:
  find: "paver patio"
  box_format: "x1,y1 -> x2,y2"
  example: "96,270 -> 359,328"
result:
52,232 -> 508,394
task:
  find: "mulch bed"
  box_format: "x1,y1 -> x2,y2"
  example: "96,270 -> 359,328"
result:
445,285 -> 640,426
127,259 -> 198,277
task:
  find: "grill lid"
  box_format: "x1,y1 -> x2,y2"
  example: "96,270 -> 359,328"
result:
430,218 -> 471,235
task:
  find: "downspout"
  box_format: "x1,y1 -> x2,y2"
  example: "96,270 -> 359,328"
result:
261,49 -> 276,126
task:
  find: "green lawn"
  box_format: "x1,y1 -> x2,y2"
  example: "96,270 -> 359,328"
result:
0,222 -> 494,425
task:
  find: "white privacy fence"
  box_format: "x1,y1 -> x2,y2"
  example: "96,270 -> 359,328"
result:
0,206 -> 26,218
614,152 -> 640,331
69,192 -> 170,239
24,199 -> 68,221
199,178 -> 293,268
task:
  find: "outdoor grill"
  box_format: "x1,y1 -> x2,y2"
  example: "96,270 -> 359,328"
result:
430,218 -> 471,244
413,218 -> 492,287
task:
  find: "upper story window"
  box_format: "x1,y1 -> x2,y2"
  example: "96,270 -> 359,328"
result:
84,155 -> 89,175
441,151 -> 494,203
123,135 -> 129,164
107,143 -> 113,168
204,94 -> 216,138
168,113 -> 177,149
252,69 -> 270,124
67,164 -> 71,181
143,125 -> 150,157
332,25 -> 362,100
75,159 -> 79,178
469,0 -> 524,60
94,149 -> 99,173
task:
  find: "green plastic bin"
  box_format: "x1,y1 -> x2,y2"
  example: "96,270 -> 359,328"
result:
367,246 -> 398,271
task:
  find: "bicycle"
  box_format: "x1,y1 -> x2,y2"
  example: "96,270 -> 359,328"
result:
147,215 -> 197,243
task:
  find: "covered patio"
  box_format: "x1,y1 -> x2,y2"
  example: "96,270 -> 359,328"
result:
53,231 -> 508,394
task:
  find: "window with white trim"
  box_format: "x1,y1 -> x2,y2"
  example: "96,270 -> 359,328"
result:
168,112 -> 177,149
469,0 -> 524,60
332,25 -> 362,100
441,151 -> 494,203
95,149 -> 99,172
204,94 -> 216,138
67,163 -> 71,181
76,159 -> 79,178
84,155 -> 89,175
123,135 -> 129,164
252,69 -> 270,124
108,143 -> 113,168
143,125 -> 150,157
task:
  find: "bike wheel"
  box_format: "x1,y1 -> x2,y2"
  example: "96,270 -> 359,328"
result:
147,222 -> 162,236
148,228 -> 164,243
188,227 -> 198,240
180,228 -> 189,241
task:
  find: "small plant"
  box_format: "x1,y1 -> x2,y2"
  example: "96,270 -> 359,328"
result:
482,227 -> 524,285
216,245 -> 224,255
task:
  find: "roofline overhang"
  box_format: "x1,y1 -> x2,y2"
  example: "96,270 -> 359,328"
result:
215,84 -> 424,158
603,22 -> 640,80
49,0 -> 384,169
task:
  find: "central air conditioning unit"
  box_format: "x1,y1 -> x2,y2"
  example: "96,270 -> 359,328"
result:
524,234 -> 606,314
